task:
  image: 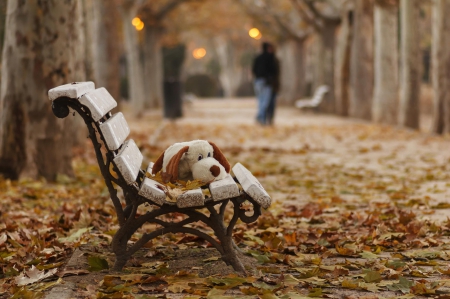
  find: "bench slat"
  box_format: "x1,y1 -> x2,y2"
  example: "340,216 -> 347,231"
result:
139,178 -> 166,206
177,188 -> 204,208
99,112 -> 130,150
209,174 -> 240,201
232,163 -> 271,209
113,139 -> 143,185
48,82 -> 95,101
79,87 -> 117,121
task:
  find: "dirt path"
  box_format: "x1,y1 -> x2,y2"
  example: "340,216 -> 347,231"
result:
34,98 -> 450,299
130,98 -> 450,223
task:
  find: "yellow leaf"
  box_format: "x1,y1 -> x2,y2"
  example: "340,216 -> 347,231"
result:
342,279 -> 358,289
183,179 -> 207,191
336,244 -> 356,256
148,171 -> 164,184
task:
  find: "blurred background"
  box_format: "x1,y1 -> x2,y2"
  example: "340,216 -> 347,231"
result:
0,0 -> 446,181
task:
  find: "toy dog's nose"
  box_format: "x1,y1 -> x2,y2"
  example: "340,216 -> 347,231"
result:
210,165 -> 220,177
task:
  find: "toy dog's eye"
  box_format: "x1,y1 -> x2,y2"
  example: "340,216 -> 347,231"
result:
207,152 -> 211,158
198,154 -> 203,161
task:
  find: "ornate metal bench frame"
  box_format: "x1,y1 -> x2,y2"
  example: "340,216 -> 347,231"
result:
48,82 -> 271,273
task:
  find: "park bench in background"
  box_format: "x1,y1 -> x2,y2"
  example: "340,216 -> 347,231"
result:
48,82 -> 271,273
295,85 -> 329,109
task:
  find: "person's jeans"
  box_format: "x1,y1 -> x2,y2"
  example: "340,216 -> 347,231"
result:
267,91 -> 277,125
254,78 -> 272,125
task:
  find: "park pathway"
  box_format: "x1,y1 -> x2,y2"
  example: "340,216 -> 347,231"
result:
128,98 -> 450,224
37,98 -> 450,299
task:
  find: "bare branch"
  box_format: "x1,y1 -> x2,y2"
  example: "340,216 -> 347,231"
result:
304,0 -> 324,20
139,0 -> 204,23
290,0 -> 323,31
270,13 -> 309,41
156,0 -> 205,20
238,0 -> 310,41
304,0 -> 341,22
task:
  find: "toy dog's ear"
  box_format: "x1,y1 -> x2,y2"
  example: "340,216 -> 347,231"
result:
152,151 -> 165,175
208,141 -> 230,173
165,146 -> 189,183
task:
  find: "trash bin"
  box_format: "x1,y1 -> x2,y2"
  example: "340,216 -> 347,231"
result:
163,79 -> 183,119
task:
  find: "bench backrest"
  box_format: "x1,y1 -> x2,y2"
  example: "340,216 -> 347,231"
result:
48,82 -> 143,186
100,112 -> 130,151
79,87 -> 117,121
113,139 -> 143,185
311,85 -> 329,105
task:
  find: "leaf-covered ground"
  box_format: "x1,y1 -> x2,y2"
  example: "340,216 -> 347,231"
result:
2,99 -> 450,298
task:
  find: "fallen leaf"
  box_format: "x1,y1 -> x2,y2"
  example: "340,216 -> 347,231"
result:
87,256 -> 109,272
15,266 -> 58,286
387,276 -> 414,294
363,271 -> 382,283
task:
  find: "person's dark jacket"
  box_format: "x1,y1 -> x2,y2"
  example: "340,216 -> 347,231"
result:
252,43 -> 279,90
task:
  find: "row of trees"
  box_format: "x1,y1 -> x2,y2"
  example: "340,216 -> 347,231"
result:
0,0 -> 202,180
0,0 -> 256,181
0,0 -> 447,181
240,0 -> 432,130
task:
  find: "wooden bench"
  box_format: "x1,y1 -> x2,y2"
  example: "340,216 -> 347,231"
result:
48,82 -> 271,273
295,85 -> 329,109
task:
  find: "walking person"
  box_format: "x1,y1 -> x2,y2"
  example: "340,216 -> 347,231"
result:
252,42 -> 278,125
266,46 -> 280,125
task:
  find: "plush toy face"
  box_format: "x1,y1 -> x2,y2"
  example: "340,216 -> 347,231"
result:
152,140 -> 230,183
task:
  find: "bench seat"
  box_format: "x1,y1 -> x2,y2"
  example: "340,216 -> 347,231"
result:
139,169 -> 255,209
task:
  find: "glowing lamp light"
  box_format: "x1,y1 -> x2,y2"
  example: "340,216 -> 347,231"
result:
193,48 -> 206,59
249,28 -> 262,40
132,17 -> 141,26
132,17 -> 144,31
135,22 -> 144,31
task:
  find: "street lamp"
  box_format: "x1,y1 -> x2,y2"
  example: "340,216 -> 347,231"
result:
249,28 -> 262,40
132,17 -> 144,31
193,48 -> 206,59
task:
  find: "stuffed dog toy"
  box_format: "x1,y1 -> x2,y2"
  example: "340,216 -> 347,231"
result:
152,140 -> 230,184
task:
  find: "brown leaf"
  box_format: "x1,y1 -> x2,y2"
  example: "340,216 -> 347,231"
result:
15,266 -> 58,286
58,269 -> 90,277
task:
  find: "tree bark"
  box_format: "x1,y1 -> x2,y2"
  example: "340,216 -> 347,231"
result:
315,20 -> 339,114
0,0 -> 86,180
0,1 -> 6,59
431,0 -> 450,134
215,36 -> 242,98
143,25 -> 163,108
349,0 -> 374,120
278,39 -> 306,105
334,9 -> 353,116
92,0 -> 122,105
120,3 -> 146,117
398,0 -> 421,129
372,0 -> 399,124
82,0 -> 95,82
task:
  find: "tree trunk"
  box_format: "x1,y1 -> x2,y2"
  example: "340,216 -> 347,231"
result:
82,0 -> 95,82
0,0 -> 85,180
92,0 -> 122,105
398,0 -> 421,129
120,4 -> 146,117
143,25 -> 164,109
215,36 -> 242,98
315,20 -> 339,114
334,9 -> 353,116
278,39 -> 306,105
372,0 -> 399,124
0,1 -> 7,59
349,0 -> 374,120
431,0 -> 450,134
